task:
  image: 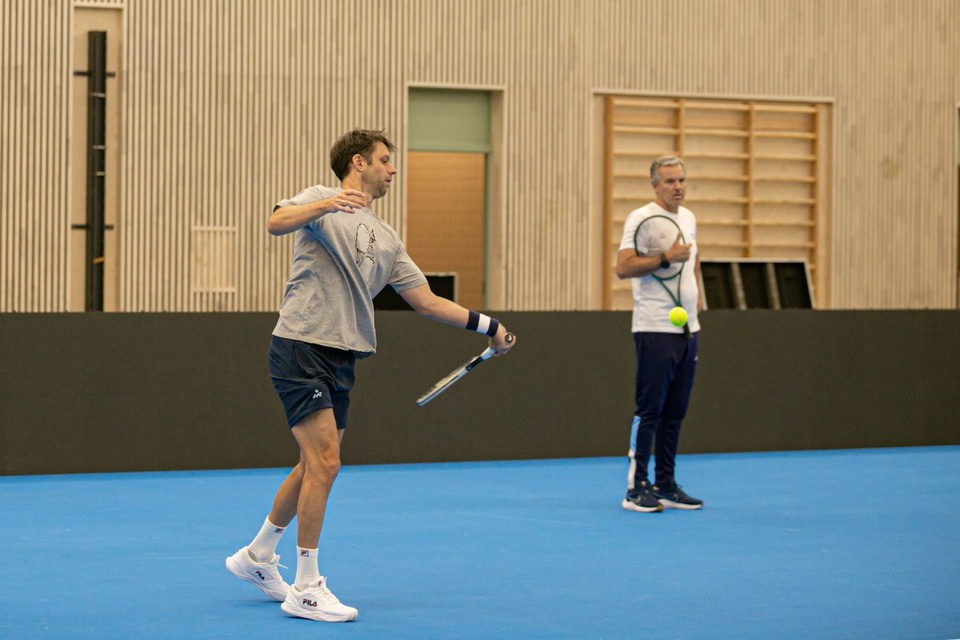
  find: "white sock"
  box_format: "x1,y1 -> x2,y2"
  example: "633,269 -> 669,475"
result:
295,547 -> 320,590
248,517 -> 285,562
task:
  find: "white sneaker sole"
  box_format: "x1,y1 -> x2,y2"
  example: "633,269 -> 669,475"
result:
225,554 -> 288,602
281,599 -> 358,622
657,498 -> 703,510
621,498 -> 663,513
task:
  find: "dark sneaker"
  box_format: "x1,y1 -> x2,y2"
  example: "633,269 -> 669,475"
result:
652,483 -> 703,510
622,481 -> 664,513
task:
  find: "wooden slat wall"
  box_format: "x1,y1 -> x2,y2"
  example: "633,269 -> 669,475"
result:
2,0 -> 958,311
1,0 -> 69,311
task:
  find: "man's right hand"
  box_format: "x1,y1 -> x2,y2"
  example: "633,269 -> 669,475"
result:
324,189 -> 369,213
489,326 -> 515,355
665,232 -> 693,264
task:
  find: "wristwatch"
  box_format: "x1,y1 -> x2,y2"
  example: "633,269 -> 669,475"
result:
659,254 -> 670,269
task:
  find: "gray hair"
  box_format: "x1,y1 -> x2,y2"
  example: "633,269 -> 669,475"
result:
650,156 -> 686,185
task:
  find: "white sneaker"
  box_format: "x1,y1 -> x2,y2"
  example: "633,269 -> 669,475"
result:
281,577 -> 358,622
225,546 -> 290,602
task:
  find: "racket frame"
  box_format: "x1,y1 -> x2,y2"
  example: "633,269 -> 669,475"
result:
633,214 -> 692,339
416,334 -> 514,406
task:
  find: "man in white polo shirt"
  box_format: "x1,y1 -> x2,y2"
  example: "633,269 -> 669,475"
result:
615,155 -> 704,513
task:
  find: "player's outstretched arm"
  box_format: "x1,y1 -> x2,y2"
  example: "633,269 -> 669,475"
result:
399,284 -> 514,353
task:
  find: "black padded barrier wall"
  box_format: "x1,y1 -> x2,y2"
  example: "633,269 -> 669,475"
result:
1,311 -> 958,475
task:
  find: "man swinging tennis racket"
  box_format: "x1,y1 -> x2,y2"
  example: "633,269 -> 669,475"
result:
225,129 -> 514,622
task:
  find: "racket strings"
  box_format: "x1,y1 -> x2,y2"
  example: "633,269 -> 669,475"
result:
634,215 -> 687,309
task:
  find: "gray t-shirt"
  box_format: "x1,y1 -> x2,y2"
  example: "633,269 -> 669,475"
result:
272,184 -> 427,357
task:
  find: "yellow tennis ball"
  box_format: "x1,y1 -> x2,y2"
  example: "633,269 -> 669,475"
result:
669,306 -> 688,326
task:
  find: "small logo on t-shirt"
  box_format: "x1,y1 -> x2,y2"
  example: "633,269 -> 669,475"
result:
313,389 -> 323,399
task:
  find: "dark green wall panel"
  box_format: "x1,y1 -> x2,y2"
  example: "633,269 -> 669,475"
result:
2,311 -> 958,475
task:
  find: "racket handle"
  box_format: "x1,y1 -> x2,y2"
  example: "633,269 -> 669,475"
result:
488,331 -> 517,360
683,323 -> 692,340
475,347 -> 498,363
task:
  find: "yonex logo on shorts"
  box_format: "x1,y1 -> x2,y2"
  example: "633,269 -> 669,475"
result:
313,389 -> 323,399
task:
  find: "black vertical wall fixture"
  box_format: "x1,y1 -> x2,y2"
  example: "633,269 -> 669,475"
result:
72,31 -> 113,311
85,31 -> 107,311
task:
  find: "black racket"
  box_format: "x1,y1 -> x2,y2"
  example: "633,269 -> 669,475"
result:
633,214 -> 692,339
416,333 -> 515,406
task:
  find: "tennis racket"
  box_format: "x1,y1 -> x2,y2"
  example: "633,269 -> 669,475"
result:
634,214 -> 692,339
416,333 -> 515,406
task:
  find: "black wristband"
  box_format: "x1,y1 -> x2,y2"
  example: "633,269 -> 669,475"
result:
659,254 -> 670,269
466,310 -> 499,337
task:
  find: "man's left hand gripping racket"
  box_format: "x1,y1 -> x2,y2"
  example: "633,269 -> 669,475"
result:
416,333 -> 515,406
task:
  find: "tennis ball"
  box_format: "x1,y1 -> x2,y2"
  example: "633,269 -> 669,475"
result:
669,306 -> 687,327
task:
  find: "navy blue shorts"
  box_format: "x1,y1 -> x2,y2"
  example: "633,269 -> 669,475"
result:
267,336 -> 356,429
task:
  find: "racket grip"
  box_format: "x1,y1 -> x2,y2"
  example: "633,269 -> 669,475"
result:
683,323 -> 692,340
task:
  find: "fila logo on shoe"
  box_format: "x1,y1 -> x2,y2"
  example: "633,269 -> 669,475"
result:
303,598 -> 318,607
313,389 -> 323,399
255,570 -> 265,580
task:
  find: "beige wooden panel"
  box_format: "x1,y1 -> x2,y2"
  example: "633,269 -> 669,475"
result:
3,0 -> 958,311
0,0 -> 69,311
406,152 -> 486,311
193,227 -> 237,293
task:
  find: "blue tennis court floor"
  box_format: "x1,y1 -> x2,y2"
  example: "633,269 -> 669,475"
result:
2,446 -> 958,639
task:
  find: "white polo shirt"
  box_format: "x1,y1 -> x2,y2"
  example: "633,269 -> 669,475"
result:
619,202 -> 700,334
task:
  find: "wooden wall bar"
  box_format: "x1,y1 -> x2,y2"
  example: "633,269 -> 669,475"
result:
2,0 -> 958,311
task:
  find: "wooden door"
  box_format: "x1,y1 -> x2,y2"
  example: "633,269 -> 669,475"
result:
405,151 -> 487,310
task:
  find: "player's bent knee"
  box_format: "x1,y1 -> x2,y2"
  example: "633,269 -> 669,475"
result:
302,449 -> 341,481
